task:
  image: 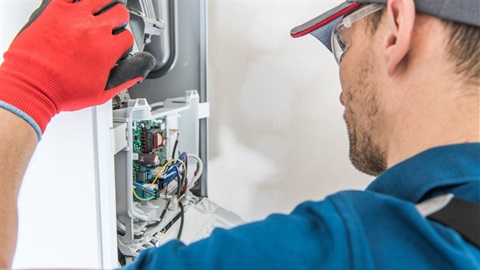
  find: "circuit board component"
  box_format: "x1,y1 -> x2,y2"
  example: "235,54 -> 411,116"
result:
132,118 -> 168,183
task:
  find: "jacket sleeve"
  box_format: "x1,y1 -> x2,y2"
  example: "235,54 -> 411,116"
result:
123,198 -> 351,270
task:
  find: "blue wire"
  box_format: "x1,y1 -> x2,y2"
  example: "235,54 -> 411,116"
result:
133,181 -> 156,194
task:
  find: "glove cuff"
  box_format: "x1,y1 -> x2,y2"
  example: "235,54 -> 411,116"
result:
0,63 -> 57,140
0,101 -> 43,140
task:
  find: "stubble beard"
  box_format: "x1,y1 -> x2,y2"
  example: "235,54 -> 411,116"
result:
343,58 -> 387,176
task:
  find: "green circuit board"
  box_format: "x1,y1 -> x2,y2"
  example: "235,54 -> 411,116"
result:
132,118 -> 168,182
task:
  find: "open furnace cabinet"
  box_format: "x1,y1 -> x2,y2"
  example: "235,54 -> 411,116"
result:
111,0 -> 244,266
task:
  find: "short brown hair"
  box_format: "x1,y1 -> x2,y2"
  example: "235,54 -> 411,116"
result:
366,9 -> 480,85
443,20 -> 480,84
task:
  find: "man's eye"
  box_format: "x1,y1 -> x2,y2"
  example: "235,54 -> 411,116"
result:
338,33 -> 348,50
338,38 -> 346,50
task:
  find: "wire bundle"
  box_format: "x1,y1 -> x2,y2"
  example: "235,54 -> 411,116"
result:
133,155 -> 188,201
130,134 -> 204,241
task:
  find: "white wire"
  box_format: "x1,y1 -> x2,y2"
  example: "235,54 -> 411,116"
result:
117,219 -> 126,233
187,154 -> 204,190
131,205 -> 150,221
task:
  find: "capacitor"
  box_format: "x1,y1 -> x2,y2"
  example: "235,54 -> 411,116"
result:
146,170 -> 152,180
137,171 -> 147,182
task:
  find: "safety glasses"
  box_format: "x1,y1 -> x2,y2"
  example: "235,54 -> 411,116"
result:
331,3 -> 384,64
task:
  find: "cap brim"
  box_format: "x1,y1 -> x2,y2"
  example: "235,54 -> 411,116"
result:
290,2 -> 361,52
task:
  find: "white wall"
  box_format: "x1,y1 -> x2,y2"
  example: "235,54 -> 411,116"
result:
207,0 -> 373,222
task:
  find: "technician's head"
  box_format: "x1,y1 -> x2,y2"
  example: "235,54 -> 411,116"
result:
291,0 -> 480,176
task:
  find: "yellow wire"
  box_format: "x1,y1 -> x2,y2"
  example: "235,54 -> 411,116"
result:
151,158 -> 187,186
132,188 -> 155,201
133,158 -> 187,202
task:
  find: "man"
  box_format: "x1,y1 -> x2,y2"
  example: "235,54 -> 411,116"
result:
1,0 -> 478,268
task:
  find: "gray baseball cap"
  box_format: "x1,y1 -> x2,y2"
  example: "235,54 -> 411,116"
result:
290,0 -> 480,51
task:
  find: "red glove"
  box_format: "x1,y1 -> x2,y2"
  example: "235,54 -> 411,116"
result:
0,0 -> 156,139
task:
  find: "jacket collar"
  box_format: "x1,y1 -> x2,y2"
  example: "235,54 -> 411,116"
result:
366,143 -> 480,203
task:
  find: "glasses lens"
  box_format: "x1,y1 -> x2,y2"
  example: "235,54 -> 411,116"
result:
330,4 -> 384,64
331,24 -> 346,64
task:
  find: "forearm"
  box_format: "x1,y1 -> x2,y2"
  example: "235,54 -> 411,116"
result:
0,108 -> 37,268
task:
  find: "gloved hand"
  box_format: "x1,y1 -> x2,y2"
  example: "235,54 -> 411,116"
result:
0,0 -> 156,139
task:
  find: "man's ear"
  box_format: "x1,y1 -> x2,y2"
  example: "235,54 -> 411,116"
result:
384,0 -> 415,75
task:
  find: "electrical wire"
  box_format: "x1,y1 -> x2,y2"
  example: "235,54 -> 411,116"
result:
152,158 -> 186,185
178,155 -> 188,194
175,166 -> 182,196
132,188 -> 156,201
164,183 -> 169,196
177,202 -> 184,239
179,152 -> 188,164
159,200 -> 170,221
133,132 -> 188,204
187,154 -> 204,189
133,154 -> 190,201
181,178 -> 188,194
151,158 -> 187,185
172,132 -> 179,159
133,181 -> 156,195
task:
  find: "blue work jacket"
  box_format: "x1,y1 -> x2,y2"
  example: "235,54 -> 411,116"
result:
125,143 -> 480,269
